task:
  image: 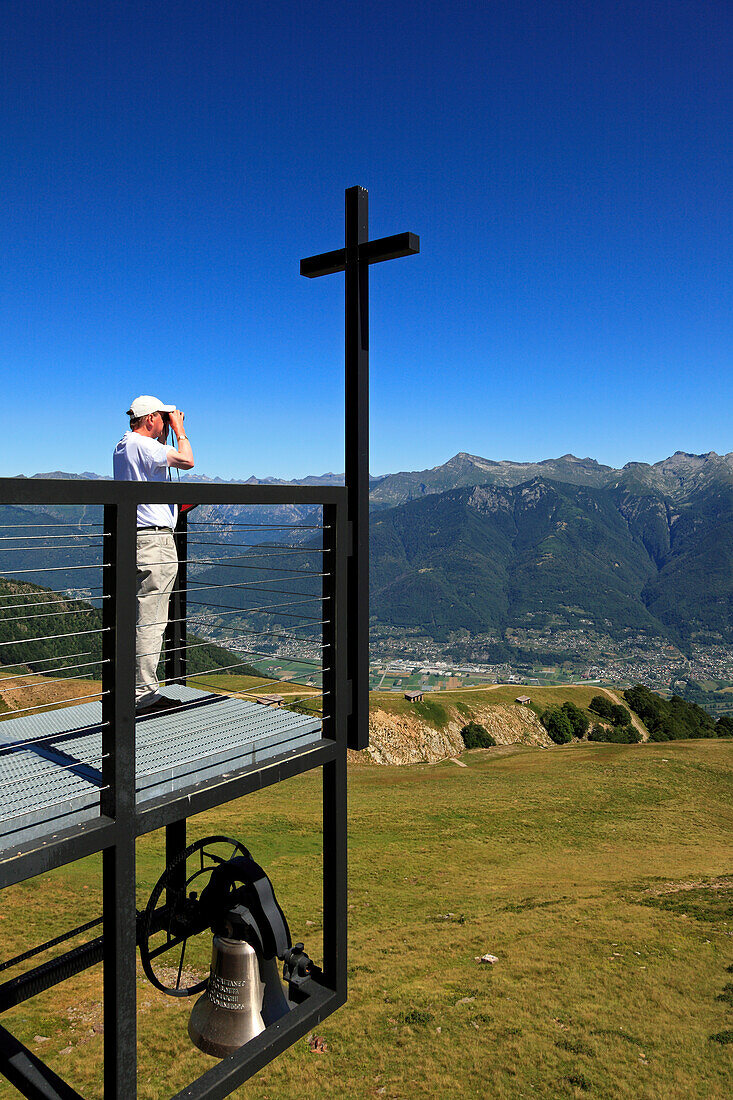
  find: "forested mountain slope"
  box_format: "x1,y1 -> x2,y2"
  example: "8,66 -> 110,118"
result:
370,472 -> 733,647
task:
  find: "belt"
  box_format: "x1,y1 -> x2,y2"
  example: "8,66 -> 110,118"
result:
137,526 -> 174,532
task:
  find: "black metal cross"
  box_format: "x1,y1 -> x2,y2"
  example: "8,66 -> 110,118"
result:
301,186 -> 419,752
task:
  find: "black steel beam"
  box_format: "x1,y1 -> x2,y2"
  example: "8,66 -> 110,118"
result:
0,478 -> 346,508
300,231 -> 420,277
300,247 -> 346,278
0,935 -> 104,1013
0,817 -> 115,890
135,739 -> 338,836
0,1023 -> 85,1100
344,184 -> 370,752
165,511 -> 188,686
360,231 -> 420,266
171,982 -> 343,1100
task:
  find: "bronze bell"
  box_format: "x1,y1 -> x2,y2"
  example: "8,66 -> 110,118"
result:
188,936 -> 266,1058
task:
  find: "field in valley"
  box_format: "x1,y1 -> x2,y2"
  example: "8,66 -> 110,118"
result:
0,737 -> 731,1098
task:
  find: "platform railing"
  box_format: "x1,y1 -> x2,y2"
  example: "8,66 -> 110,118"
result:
0,476 -> 352,1100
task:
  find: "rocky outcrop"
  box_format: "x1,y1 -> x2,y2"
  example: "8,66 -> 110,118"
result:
367,702 -> 551,765
367,710 -> 464,765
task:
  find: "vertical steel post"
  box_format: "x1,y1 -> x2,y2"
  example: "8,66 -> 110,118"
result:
101,502 -> 138,1099
344,185 -> 370,752
165,511 -> 188,686
163,513 -> 188,902
322,502 -> 348,997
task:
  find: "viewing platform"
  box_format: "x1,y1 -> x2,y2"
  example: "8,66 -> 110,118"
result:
0,685 -> 322,852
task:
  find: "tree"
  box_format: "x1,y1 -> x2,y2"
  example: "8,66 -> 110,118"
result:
542,708 -> 573,745
609,703 -> 631,727
561,701 -> 590,739
589,695 -> 614,720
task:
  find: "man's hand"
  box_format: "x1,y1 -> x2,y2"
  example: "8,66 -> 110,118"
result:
168,409 -> 185,437
166,409 -> 194,470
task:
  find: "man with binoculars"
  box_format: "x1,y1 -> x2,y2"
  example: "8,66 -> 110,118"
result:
113,395 -> 195,713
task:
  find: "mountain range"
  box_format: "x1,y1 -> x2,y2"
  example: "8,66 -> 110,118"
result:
16,447 -> 733,507
5,450 -> 733,655
369,451 -> 733,652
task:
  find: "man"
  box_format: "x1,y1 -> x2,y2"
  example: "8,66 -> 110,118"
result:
113,395 -> 194,713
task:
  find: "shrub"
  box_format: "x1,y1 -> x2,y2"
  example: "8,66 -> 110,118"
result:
589,723 -> 640,744
589,694 -> 614,720
542,708 -> 573,745
561,701 -> 590,739
460,721 -> 496,749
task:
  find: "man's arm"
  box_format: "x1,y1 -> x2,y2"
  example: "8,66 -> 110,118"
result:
166,410 -> 194,470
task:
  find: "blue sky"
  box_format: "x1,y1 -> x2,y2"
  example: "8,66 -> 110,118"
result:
0,1 -> 730,479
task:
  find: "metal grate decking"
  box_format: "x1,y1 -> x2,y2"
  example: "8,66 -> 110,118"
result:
0,686 -> 321,850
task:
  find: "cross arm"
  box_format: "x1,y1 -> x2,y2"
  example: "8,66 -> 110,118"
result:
300,232 -> 420,278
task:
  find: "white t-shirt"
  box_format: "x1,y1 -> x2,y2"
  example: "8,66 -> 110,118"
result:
113,431 -> 177,529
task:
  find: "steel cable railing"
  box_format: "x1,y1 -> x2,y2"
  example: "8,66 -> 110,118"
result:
0,497 -> 336,840
0,660 -> 105,685
149,509 -> 329,737
0,516 -> 107,748
0,627 -> 108,647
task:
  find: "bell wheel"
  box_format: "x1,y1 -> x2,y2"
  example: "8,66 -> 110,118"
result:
139,835 -> 249,996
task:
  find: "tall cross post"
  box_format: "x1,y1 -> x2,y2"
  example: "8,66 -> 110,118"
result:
301,186 -> 419,750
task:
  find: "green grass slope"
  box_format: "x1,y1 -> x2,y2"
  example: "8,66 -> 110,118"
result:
370,684 -> 620,733
1,739 -> 731,1098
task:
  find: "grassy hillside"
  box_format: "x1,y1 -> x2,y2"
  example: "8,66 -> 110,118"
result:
370,684 -> 622,732
0,740 -> 731,1098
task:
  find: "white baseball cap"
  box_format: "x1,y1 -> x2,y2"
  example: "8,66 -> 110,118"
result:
126,395 -> 176,418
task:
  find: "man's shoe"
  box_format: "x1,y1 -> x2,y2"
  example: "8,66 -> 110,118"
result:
136,695 -> 180,716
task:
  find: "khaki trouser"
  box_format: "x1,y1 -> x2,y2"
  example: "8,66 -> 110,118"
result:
136,530 -> 178,706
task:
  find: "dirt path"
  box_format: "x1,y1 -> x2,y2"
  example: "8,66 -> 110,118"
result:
599,686 -> 648,741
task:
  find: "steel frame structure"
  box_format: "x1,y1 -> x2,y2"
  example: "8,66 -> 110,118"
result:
0,185 -> 418,1098
0,478 -> 349,1100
